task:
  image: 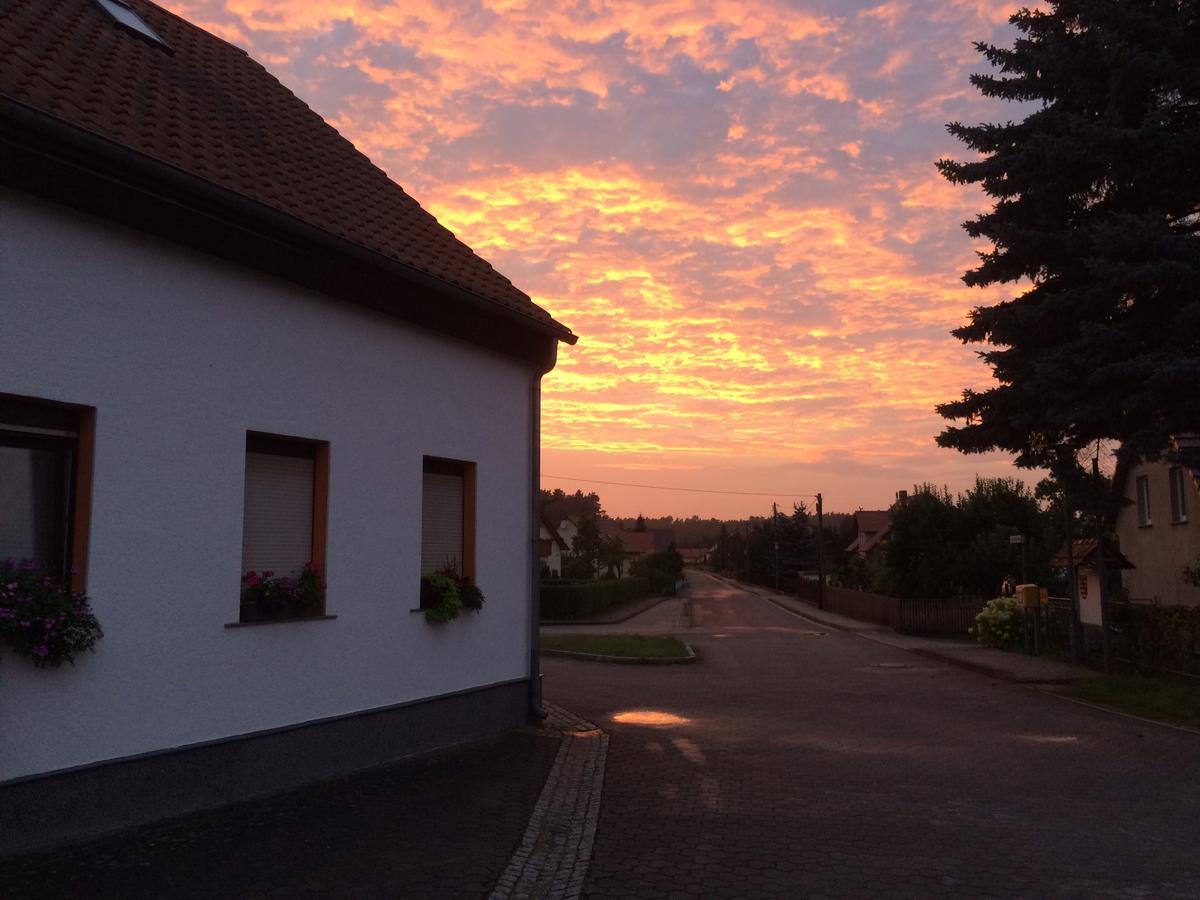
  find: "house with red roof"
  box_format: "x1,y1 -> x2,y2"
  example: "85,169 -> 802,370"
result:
0,0 -> 574,853
845,510 -> 892,560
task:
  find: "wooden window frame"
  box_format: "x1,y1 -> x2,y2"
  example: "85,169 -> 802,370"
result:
0,393 -> 94,593
239,431 -> 329,623
421,456 -> 476,580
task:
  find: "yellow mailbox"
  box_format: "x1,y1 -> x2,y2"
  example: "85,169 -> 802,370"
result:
1015,584 -> 1040,609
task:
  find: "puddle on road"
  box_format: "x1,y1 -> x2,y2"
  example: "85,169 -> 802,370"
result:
612,709 -> 690,727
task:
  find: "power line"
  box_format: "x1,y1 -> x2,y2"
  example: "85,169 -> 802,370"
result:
541,473 -> 817,499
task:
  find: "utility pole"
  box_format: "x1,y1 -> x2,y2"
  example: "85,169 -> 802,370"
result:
1094,454 -> 1112,675
743,520 -> 750,583
1065,499 -> 1082,664
773,501 -> 780,593
815,492 -> 826,611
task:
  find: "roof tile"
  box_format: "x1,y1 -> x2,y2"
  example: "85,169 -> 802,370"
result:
0,0 -> 572,340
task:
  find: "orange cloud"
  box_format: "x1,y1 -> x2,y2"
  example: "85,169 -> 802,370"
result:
163,0 -> 1034,514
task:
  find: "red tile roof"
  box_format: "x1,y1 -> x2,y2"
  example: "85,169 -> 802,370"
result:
1052,539 -> 1135,570
0,0 -> 574,343
846,510 -> 891,554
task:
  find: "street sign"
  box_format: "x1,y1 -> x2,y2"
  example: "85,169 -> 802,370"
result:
1009,534 -> 1025,544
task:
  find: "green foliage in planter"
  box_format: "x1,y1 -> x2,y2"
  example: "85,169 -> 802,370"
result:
973,596 -> 1022,650
0,559 -> 103,668
422,574 -> 462,624
460,578 -> 485,613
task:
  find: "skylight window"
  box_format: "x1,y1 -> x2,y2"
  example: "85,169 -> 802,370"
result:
95,0 -> 168,47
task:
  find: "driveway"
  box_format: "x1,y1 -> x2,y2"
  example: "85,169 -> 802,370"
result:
544,570 -> 1200,898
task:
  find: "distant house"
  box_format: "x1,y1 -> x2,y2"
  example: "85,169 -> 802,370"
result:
0,0 -> 574,854
557,517 -> 581,555
846,510 -> 892,560
679,547 -> 713,566
1113,437 -> 1200,607
1052,539 -> 1136,625
538,514 -> 569,577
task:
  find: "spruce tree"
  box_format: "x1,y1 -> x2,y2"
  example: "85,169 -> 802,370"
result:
936,0 -> 1200,471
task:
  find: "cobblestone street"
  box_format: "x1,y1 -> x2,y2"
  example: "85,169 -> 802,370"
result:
546,571 -> 1200,899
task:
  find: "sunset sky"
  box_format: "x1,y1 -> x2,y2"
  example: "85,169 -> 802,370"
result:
165,0 -> 1032,518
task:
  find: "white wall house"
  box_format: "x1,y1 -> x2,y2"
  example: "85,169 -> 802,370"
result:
0,0 -> 574,854
1114,450 -> 1200,607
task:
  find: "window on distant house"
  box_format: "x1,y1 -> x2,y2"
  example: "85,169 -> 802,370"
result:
1169,466 -> 1188,523
239,432 -> 328,622
1136,474 -> 1152,527
0,395 -> 95,591
420,457 -> 476,587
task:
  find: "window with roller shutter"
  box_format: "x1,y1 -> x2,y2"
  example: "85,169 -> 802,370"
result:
240,433 -> 329,621
0,394 -> 95,592
421,457 -> 476,579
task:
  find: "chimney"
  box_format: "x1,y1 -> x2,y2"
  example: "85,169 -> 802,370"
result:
896,490 -> 908,504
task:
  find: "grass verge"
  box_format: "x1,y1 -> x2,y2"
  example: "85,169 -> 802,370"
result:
539,633 -> 691,660
1069,674 -> 1200,729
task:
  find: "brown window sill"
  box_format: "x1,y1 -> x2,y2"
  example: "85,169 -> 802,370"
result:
225,614 -> 337,629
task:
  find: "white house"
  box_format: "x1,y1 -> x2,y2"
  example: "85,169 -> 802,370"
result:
538,513 -> 569,577
1114,440 -> 1200,607
0,0 -> 575,854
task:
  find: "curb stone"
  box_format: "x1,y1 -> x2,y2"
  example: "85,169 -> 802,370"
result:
539,642 -> 697,665
493,704 -> 608,900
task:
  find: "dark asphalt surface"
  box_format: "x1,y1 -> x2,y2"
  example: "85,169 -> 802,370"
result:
0,731 -> 559,899
545,570 -> 1200,899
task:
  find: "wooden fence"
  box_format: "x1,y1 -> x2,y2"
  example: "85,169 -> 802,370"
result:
795,580 -> 984,636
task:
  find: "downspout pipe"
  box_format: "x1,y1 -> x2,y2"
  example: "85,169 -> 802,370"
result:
529,343 -> 559,722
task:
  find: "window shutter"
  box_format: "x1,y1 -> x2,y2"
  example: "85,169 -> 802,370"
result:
241,451 -> 314,577
422,471 -> 463,574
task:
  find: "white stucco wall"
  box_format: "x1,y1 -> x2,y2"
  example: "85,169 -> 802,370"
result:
0,189 -> 537,781
1115,459 -> 1200,607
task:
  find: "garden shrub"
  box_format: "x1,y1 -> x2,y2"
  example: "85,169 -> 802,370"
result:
1115,602 -> 1200,675
973,596 -> 1022,650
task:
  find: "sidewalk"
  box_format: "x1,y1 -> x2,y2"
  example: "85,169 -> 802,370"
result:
725,576 -> 1092,686
0,730 -> 561,900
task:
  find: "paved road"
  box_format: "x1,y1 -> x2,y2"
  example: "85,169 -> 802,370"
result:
0,732 -> 559,900
544,571 -> 1200,899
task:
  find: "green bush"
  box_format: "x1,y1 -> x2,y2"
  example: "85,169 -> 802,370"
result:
630,549 -> 684,595
540,578 -> 652,620
973,596 -> 1022,650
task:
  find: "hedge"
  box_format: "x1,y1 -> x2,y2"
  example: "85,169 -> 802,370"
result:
1114,602 -> 1200,675
539,577 -> 653,621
